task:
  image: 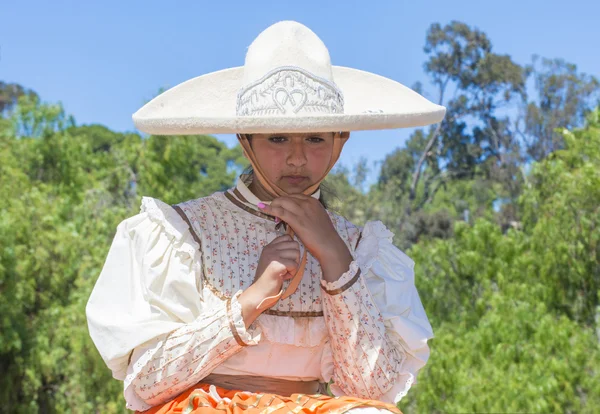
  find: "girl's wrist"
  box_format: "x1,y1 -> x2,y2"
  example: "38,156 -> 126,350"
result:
318,238 -> 353,283
238,287 -> 263,328
317,234 -> 351,261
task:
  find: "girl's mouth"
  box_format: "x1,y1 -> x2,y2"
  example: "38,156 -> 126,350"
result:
283,176 -> 308,184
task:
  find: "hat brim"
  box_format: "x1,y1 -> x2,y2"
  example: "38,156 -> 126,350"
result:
132,66 -> 446,135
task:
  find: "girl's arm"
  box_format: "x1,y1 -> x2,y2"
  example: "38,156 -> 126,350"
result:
319,220 -> 434,404
122,291 -> 258,411
86,198 -> 259,412
258,197 -> 433,403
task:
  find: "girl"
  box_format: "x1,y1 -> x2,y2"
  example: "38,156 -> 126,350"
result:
86,21 -> 445,414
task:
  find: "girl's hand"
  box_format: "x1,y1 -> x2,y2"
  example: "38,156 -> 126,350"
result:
258,195 -> 342,262
253,234 -> 300,298
258,195 -> 354,284
238,234 -> 300,326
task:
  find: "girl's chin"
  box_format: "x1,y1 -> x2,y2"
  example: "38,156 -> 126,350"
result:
279,179 -> 314,193
280,186 -> 307,194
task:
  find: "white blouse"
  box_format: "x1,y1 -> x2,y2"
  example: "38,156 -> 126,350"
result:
86,177 -> 434,412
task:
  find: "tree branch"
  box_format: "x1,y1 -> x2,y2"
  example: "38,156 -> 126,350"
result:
485,117 -> 506,165
416,168 -> 476,211
410,121 -> 442,202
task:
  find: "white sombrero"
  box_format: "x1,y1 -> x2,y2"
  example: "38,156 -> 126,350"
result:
132,21 -> 445,135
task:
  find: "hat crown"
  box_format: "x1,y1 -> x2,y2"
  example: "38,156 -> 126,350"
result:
242,21 -> 333,85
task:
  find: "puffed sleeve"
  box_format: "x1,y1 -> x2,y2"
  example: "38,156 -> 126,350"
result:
319,221 -> 434,404
86,197 -> 260,411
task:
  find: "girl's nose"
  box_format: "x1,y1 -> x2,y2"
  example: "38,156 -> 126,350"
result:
287,141 -> 307,167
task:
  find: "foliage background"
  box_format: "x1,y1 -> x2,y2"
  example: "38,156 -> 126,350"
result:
1,21 -> 599,413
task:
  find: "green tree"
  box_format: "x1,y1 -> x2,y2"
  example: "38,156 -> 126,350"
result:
520,108 -> 600,325
0,93 -> 244,412
0,81 -> 38,113
520,57 -> 600,162
399,109 -> 600,413
365,21 -> 598,248
366,21 -> 526,248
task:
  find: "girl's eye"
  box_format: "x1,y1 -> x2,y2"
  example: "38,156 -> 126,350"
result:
267,136 -> 324,143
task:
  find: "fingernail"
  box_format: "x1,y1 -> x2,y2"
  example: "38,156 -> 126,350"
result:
257,202 -> 265,209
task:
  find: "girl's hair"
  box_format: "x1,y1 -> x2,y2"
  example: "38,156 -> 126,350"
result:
241,165 -> 330,209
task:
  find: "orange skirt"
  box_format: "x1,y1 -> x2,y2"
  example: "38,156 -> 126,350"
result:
140,383 -> 402,414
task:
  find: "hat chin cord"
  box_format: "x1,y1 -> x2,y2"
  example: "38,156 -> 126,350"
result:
236,132 -> 349,310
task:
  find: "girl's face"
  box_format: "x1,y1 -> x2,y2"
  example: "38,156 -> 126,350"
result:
250,133 -> 335,194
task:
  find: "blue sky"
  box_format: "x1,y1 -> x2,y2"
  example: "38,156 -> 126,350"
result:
2,0 -> 599,184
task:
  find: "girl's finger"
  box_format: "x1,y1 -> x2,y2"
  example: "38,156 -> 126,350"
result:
270,197 -> 306,216
277,249 -> 301,262
269,234 -> 293,244
263,204 -> 294,224
274,241 -> 300,251
274,258 -> 299,273
281,272 -> 295,280
259,203 -> 305,234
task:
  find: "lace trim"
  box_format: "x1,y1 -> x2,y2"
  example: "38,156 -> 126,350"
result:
226,295 -> 249,347
261,309 -> 322,317
256,314 -> 328,347
320,268 -> 361,295
140,197 -> 199,259
355,220 -> 407,274
237,66 -> 344,116
320,261 -> 360,293
395,372 -> 415,403
124,336 -> 168,411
